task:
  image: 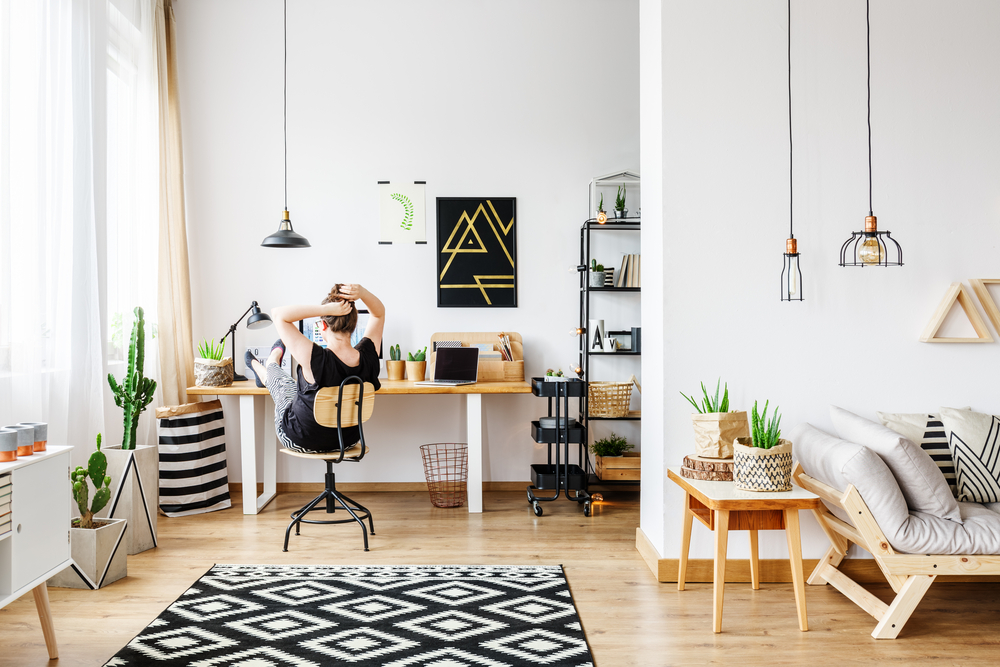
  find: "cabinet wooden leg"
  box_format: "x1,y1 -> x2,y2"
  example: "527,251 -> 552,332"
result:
678,492 -> 693,591
713,509 -> 729,633
749,529 -> 760,590
32,582 -> 58,660
784,509 -> 808,631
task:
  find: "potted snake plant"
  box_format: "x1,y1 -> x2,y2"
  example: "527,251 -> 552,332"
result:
733,400 -> 793,492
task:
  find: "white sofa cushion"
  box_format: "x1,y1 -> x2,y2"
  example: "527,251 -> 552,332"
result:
831,406 -> 962,524
792,422 -> 1000,555
939,407 -> 1000,503
877,410 -> 958,496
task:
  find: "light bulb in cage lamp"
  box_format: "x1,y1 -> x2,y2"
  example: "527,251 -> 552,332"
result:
858,216 -> 885,265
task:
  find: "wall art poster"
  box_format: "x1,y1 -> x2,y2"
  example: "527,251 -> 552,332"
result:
379,182 -> 426,243
436,197 -> 517,308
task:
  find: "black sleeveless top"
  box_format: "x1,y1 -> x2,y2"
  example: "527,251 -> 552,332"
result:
281,338 -> 381,451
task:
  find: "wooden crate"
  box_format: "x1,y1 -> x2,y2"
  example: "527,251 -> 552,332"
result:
596,452 -> 641,481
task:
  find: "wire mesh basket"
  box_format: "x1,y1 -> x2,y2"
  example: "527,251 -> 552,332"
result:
588,381 -> 633,418
419,443 -> 468,508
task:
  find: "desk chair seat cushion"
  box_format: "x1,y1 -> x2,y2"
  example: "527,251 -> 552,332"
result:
281,443 -> 369,460
792,423 -> 1000,555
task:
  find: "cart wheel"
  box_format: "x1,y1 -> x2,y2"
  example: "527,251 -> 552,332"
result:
583,501 -> 591,517
527,489 -> 533,503
532,502 -> 543,517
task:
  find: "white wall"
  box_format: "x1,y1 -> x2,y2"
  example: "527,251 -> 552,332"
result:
174,0 -> 640,484
642,0 -> 1000,561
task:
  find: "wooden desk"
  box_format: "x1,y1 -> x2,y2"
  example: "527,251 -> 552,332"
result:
667,466 -> 821,633
187,380 -> 532,514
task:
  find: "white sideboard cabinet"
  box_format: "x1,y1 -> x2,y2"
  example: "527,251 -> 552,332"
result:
0,445 -> 72,660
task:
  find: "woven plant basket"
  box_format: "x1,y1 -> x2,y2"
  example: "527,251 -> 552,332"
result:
194,357 -> 234,387
732,437 -> 793,491
588,381 -> 633,418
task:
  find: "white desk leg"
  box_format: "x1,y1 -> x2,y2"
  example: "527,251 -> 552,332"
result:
240,395 -> 258,515
258,395 -> 278,512
467,394 -> 483,513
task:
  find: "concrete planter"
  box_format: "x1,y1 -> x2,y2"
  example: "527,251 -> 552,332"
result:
97,445 -> 158,554
49,518 -> 127,589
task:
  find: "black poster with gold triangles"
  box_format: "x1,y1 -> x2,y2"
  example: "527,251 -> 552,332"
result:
436,197 -> 517,307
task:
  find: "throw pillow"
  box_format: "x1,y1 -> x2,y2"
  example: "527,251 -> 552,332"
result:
830,406 -> 963,523
939,407 -> 1000,504
878,411 -> 958,496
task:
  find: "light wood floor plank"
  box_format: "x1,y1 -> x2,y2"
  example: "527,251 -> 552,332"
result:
0,489 -> 998,665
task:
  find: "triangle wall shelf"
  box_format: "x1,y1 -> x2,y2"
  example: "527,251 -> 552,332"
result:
920,282 -> 994,343
969,279 -> 1000,336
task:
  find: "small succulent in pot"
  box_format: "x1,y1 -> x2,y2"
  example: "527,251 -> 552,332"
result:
589,259 -> 606,287
680,379 -> 749,459
386,344 -> 405,380
614,185 -> 627,218
733,400 -> 793,491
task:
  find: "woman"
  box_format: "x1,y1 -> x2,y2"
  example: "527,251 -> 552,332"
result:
246,284 -> 385,453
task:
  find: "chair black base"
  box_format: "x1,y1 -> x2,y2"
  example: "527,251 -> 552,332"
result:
283,461 -> 375,552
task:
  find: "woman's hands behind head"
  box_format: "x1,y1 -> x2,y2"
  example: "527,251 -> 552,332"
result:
323,299 -> 353,317
337,284 -> 363,302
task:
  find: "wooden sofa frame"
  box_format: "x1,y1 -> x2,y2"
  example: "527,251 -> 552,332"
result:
792,462 -> 1000,639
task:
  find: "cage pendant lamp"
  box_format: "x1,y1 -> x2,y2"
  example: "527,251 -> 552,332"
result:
261,0 -> 310,249
781,0 -> 802,302
839,0 -> 901,267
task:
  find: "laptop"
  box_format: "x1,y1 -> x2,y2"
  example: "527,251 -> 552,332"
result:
415,347 -> 479,386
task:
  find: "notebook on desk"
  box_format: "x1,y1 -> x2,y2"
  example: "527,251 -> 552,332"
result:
415,347 -> 479,386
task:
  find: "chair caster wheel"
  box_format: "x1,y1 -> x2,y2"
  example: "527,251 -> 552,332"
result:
583,501 -> 591,517
532,502 -> 543,517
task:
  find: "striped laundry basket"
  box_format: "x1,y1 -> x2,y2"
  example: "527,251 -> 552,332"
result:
156,400 -> 232,517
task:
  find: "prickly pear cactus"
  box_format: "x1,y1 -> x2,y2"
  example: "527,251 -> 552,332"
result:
72,433 -> 113,530
108,306 -> 158,449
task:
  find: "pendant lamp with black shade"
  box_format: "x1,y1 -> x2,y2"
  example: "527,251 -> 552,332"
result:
780,0 -> 803,301
262,0 -> 310,249
839,0 -> 902,267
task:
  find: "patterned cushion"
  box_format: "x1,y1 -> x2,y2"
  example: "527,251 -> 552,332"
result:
878,410 -> 959,496
940,407 -> 1000,504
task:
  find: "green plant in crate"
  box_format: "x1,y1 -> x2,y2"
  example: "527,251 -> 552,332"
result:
197,337 -> 226,360
407,346 -> 427,362
71,433 -> 112,530
389,344 -> 401,361
750,400 -> 782,449
615,185 -> 626,212
590,433 -> 633,457
679,378 -> 730,414
108,306 -> 157,450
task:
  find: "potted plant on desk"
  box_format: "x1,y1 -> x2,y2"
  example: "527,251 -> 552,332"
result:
733,400 -> 793,492
406,346 -> 427,382
194,337 -> 233,387
680,379 -> 748,459
387,344 -> 405,381
49,434 -> 127,589
102,306 -> 158,555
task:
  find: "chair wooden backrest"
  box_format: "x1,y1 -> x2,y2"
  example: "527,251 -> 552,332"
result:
313,381 -> 376,428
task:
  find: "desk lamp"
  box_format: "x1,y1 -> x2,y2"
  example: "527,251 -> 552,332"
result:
221,301 -> 273,381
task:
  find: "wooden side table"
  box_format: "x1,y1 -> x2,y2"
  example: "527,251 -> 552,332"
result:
667,466 -> 821,633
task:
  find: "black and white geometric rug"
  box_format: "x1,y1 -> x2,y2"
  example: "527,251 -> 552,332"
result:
105,564 -> 594,666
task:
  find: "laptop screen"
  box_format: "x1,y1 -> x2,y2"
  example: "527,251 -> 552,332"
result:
434,347 -> 480,381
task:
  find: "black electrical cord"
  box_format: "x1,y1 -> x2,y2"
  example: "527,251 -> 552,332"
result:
788,0 -> 793,239
867,0 -> 873,216
284,0 -> 288,210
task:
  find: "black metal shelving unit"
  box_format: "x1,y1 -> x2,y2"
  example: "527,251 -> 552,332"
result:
579,218 -> 641,485
527,378 -> 592,516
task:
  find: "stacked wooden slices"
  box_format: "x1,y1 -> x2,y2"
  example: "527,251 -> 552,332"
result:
680,455 -> 733,481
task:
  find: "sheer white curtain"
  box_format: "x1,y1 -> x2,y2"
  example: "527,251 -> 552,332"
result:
0,0 -> 161,459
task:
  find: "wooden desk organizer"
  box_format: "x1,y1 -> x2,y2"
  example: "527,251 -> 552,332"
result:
429,332 -> 524,382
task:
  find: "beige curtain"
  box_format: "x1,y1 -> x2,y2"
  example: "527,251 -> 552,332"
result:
155,0 -> 196,405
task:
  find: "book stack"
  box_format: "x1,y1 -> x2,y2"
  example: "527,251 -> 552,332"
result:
615,254 -> 641,288
0,474 -> 10,537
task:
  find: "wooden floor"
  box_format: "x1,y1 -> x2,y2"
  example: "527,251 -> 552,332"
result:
2,488 -> 999,666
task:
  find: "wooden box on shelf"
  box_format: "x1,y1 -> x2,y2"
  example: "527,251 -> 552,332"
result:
595,452 -> 640,481
429,332 -> 524,382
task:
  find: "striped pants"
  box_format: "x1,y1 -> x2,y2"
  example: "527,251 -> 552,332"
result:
265,362 -> 303,452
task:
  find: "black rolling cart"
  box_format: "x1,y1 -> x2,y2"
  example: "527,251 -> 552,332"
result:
527,377 -> 592,516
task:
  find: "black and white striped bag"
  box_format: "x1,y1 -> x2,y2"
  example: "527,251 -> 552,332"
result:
156,400 -> 232,517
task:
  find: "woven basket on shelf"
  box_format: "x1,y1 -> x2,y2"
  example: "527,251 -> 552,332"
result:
588,381 -> 633,418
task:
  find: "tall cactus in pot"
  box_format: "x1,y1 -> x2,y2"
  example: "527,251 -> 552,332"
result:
108,306 -> 157,450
